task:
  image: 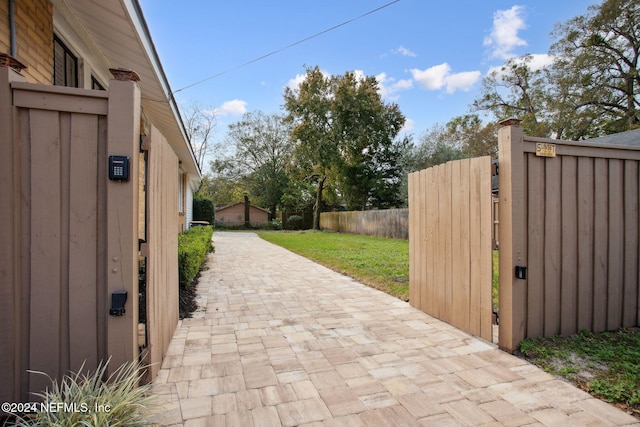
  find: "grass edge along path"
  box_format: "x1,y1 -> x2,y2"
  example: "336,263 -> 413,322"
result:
258,230 -> 409,301
519,328 -> 640,418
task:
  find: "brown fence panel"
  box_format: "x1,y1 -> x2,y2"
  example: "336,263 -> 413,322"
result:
320,209 -> 409,239
0,77 -> 111,402
408,157 -> 493,342
498,123 -> 640,352
145,125 -> 180,381
0,72 -> 174,404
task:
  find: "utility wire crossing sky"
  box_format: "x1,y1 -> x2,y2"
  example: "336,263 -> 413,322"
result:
140,0 -> 590,139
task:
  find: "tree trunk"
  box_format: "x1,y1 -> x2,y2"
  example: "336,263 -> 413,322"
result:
244,194 -> 250,227
313,175 -> 326,230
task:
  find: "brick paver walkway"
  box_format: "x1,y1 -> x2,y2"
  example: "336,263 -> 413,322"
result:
148,232 -> 638,426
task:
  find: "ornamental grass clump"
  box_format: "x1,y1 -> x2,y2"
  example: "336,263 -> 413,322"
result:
17,358 -> 153,427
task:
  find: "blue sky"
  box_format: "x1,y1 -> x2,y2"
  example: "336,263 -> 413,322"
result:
139,1 -> 592,142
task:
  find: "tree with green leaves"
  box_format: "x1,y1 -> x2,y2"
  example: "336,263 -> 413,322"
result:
219,111 -> 294,218
283,66 -> 406,227
550,0 -> 640,136
332,72 -> 407,210
445,114 -> 498,157
472,0 -> 639,139
471,54 -> 552,137
200,166 -> 246,208
283,67 -> 339,229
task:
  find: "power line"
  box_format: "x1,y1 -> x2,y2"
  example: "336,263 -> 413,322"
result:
171,0 -> 401,96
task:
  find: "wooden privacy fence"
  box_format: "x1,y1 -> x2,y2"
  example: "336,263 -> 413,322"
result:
320,209 -> 409,239
408,157 -> 493,342
499,123 -> 640,351
409,121 -> 640,352
144,126 -> 180,381
0,67 -> 180,403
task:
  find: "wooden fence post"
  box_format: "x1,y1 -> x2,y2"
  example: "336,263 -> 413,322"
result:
498,119 -> 527,352
106,72 -> 141,372
0,59 -> 27,404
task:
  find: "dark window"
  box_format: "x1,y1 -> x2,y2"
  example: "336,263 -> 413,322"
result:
91,76 -> 105,91
53,35 -> 78,87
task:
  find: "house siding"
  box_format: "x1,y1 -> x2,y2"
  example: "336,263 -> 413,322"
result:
186,181 -> 194,228
0,0 -> 54,85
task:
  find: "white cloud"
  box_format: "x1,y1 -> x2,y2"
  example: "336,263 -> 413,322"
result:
411,63 -> 451,90
375,72 -> 413,100
486,53 -> 555,79
410,63 -> 481,93
393,45 -> 417,57
525,53 -> 554,70
286,73 -> 307,91
400,118 -> 415,134
353,69 -> 366,82
444,70 -> 482,93
484,5 -> 527,59
285,69 -> 331,91
212,99 -> 247,117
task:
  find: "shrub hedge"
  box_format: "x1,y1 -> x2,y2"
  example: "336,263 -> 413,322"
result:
193,195 -> 215,224
178,226 -> 213,287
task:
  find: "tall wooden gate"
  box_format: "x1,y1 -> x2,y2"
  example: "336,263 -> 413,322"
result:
0,66 -> 179,403
408,157 -> 493,342
144,126 -> 179,381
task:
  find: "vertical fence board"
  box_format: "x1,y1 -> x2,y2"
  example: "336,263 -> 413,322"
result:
408,172 -> 417,308
526,155 -> 545,337
433,165 -> 444,319
469,160 -> 482,336
543,157 -> 562,336
418,170 -> 427,310
59,113 -> 71,375
425,168 -> 437,315
451,161 -> 463,329
577,157 -> 595,331
419,169 -> 429,312
623,160 -> 638,327
96,116 -> 108,364
479,158 -> 493,341
607,160 -> 624,330
561,156 -> 578,335
443,164 -> 454,323
68,113 -> 99,370
18,108 -> 31,401
593,158 -> 609,332
459,160 -> 471,331
29,109 -> 62,393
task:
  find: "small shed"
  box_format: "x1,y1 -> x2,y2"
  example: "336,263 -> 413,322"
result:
216,202 -> 270,227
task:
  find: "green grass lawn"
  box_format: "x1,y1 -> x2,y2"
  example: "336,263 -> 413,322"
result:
520,329 -> 640,416
258,230 -> 501,305
258,230 -> 410,300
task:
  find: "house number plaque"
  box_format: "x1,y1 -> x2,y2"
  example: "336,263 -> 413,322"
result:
535,143 -> 556,157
